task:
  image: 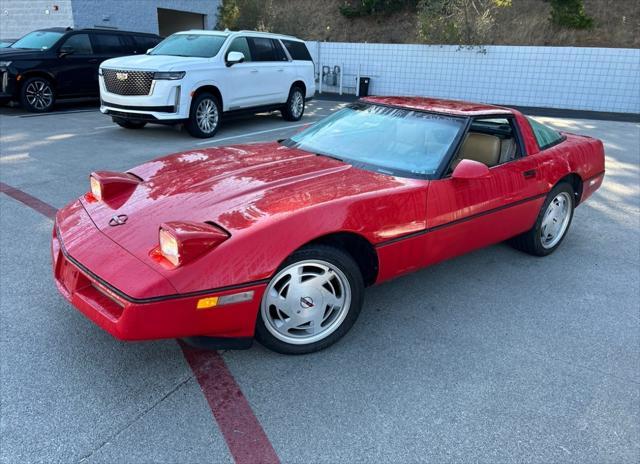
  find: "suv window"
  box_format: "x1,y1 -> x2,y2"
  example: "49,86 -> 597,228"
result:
60,34 -> 92,54
11,30 -> 63,50
248,37 -> 287,62
281,40 -> 312,61
227,37 -> 252,61
92,33 -> 127,54
526,117 -> 565,150
150,33 -> 227,58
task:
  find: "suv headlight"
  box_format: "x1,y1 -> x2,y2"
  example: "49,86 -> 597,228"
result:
153,71 -> 185,80
0,61 -> 12,67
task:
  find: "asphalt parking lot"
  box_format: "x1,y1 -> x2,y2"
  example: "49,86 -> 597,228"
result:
1,99 -> 638,464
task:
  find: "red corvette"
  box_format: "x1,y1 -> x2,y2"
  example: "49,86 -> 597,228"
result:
52,97 -> 605,354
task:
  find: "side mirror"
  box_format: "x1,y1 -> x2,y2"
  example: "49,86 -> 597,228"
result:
451,159 -> 491,180
226,51 -> 245,67
146,48 -> 154,54
59,47 -> 74,57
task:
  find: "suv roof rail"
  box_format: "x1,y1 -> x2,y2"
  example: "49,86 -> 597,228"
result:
236,30 -> 300,40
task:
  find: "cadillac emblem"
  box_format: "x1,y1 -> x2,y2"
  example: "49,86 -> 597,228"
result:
116,72 -> 128,81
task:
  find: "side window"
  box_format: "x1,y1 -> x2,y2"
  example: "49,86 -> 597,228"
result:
526,117 -> 565,150
92,34 -> 127,54
452,117 -> 522,170
271,39 -> 288,61
60,33 -> 92,54
248,37 -> 286,62
281,40 -> 312,61
226,37 -> 252,62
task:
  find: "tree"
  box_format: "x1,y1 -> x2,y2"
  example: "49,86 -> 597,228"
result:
417,0 -> 512,46
547,0 -> 593,29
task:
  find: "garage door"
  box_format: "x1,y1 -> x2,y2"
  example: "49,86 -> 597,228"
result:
157,8 -> 206,37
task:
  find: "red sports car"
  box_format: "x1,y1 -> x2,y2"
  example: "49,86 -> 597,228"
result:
52,97 -> 605,354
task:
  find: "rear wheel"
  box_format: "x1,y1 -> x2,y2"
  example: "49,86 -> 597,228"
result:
20,76 -> 55,112
185,92 -> 221,138
281,86 -> 305,121
255,245 -> 364,354
112,117 -> 147,129
510,182 -> 575,256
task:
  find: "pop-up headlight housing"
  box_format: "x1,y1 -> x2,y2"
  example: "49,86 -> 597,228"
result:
155,221 -> 230,268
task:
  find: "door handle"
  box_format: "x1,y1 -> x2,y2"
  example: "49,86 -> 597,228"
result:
523,169 -> 537,179
88,58 -> 99,63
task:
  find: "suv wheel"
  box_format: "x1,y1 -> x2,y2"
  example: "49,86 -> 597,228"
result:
185,93 -> 221,138
20,77 -> 55,113
281,86 -> 305,121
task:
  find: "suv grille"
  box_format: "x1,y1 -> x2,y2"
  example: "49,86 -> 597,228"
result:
103,69 -> 153,96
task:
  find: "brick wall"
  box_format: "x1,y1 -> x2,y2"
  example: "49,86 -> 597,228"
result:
309,41 -> 640,114
0,0 -> 73,39
0,0 -> 219,39
72,0 -> 219,35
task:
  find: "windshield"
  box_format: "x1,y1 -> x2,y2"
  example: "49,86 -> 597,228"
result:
150,33 -> 227,58
11,30 -> 63,50
285,103 -> 466,178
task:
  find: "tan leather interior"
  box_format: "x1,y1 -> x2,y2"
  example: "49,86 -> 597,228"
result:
458,133 -> 501,167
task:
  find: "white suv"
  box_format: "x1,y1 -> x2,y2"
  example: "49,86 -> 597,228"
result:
98,30 -> 315,138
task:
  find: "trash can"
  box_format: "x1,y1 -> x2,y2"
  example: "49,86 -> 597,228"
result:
358,77 -> 370,97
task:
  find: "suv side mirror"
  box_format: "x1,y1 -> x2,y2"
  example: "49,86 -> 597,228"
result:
226,51 -> 245,67
451,159 -> 491,180
59,46 -> 74,57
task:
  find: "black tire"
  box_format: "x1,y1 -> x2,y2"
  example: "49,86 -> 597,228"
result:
255,244 -> 364,355
281,86 -> 305,121
510,182 -> 575,256
112,117 -> 147,129
185,92 -> 221,138
20,76 -> 55,113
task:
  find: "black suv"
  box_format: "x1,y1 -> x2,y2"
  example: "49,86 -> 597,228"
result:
0,28 -> 161,112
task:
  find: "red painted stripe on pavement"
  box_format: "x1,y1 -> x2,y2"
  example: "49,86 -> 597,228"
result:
180,342 -> 280,464
1,182 -> 280,464
0,182 -> 57,219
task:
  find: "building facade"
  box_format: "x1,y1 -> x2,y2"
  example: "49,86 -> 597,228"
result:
0,0 -> 220,39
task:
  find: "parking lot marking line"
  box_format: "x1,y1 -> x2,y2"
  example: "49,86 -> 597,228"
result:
0,182 -> 281,464
196,122 -> 310,146
0,182 -> 57,219
180,343 -> 280,464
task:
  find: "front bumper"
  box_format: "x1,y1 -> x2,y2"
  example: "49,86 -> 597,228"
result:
51,213 -> 266,342
99,75 -> 188,121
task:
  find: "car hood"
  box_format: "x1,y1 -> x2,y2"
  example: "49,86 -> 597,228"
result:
0,48 -> 48,59
100,53 -> 210,71
81,142 -> 415,264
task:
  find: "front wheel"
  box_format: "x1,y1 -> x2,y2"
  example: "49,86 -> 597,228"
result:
255,245 -> 364,354
510,182 -> 575,256
281,86 -> 305,121
20,77 -> 55,112
185,93 -> 221,138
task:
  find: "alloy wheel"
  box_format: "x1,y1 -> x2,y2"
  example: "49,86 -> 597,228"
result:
25,80 -> 53,110
540,192 -> 572,249
196,98 -> 219,134
261,260 -> 352,345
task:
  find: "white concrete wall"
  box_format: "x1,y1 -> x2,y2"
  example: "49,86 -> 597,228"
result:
308,41 -> 640,114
